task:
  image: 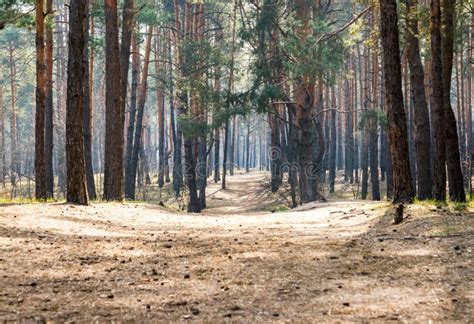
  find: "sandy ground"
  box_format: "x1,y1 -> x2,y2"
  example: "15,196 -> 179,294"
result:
0,173 -> 473,322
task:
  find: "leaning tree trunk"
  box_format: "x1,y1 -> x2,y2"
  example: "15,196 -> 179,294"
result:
441,0 -> 466,202
103,0 -> 124,201
66,0 -> 89,205
379,0 -> 415,204
35,0 -> 47,200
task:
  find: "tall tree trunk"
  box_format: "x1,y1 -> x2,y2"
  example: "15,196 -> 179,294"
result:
125,31 -> 139,191
344,78 -> 354,184
370,21 -> 380,201
222,0 -> 238,190
380,70 -> 392,198
35,0 -> 47,200
467,12 -> 473,156
360,45 -> 369,200
54,9 -> 66,196
156,39 -> 165,189
120,0 -> 135,126
328,87 -> 337,193
430,0 -> 447,202
270,110 -> 282,193
0,84 -> 5,186
441,0 -> 466,202
246,121 -> 250,173
337,81 -> 344,171
406,0 -> 433,200
45,0 -> 54,198
222,119 -> 229,189
66,0 -> 89,205
379,0 -> 415,203
172,0 -> 183,197
126,25 -> 153,200
83,1 -> 97,200
294,0 -> 322,204
103,0 -> 124,201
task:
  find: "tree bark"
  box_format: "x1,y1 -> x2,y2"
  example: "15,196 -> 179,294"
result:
120,0 -> 135,126
430,0 -> 447,202
270,110 -> 282,193
156,39 -> 166,189
83,1 -> 97,200
103,0 -> 124,201
406,0 -> 433,200
125,25 -> 153,200
328,87 -> 337,193
35,0 -> 47,200
360,44 -> 369,200
125,31 -> 139,192
441,0 -> 466,202
66,0 -> 89,205
45,0 -> 54,198
0,84 -> 5,186
379,0 -> 415,204
344,78 -> 354,184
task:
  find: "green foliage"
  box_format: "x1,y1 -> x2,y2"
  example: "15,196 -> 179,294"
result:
0,0 -> 34,29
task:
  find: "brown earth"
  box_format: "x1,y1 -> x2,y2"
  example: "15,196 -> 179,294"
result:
0,173 -> 473,322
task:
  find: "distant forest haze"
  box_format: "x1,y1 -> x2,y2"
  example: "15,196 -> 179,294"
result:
0,0 -> 473,211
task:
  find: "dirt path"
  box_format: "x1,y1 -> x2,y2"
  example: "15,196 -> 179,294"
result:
0,173 -> 473,322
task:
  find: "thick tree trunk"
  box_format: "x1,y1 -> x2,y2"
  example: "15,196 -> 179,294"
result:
35,0 -> 47,200
66,0 -> 89,205
379,0 -> 415,204
103,0 -> 124,201
430,0 -> 447,202
406,0 -> 433,200
441,0 -> 466,202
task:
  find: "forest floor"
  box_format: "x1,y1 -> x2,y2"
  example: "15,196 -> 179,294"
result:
0,172 -> 473,322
